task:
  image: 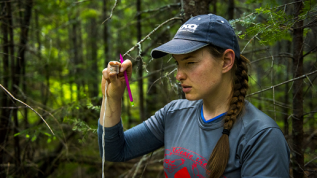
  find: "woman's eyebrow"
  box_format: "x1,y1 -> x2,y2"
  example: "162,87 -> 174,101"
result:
181,55 -> 194,61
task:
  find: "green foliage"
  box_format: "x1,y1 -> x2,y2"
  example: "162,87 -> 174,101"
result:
13,127 -> 56,143
231,10 -> 292,45
230,2 -> 313,46
80,9 -> 101,19
245,0 -> 279,6
87,102 -> 101,112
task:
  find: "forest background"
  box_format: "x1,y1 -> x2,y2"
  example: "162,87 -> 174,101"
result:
0,0 -> 317,177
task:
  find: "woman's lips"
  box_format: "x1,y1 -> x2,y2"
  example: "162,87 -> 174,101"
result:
181,85 -> 192,93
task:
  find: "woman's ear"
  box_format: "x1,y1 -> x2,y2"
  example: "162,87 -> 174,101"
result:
222,49 -> 235,73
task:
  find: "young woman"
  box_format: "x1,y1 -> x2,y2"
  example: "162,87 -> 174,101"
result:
98,14 -> 290,178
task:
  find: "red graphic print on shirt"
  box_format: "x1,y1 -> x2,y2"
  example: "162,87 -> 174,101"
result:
174,167 -> 191,178
163,147 -> 227,178
164,158 -> 185,173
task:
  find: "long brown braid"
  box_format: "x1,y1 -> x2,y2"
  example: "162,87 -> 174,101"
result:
206,45 -> 250,178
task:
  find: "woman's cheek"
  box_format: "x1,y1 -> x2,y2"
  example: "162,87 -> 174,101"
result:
194,72 -> 206,84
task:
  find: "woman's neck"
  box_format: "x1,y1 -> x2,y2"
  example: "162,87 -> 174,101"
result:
202,78 -> 232,121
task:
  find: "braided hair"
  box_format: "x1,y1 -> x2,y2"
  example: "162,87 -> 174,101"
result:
206,45 -> 250,178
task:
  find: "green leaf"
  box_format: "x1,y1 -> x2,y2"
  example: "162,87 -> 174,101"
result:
44,132 -> 51,137
31,136 -> 37,142
14,133 -> 20,137
47,138 -> 52,143
73,126 -> 77,131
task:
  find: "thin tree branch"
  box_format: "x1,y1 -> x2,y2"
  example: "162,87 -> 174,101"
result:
136,3 -> 180,16
242,47 -> 269,55
146,67 -> 177,94
101,0 -> 118,24
130,64 -> 175,82
0,84 -> 54,135
241,25 -> 271,54
247,70 -> 317,97
73,0 -> 90,4
248,96 -> 290,109
302,45 -> 317,58
0,51 -> 20,59
132,155 -> 146,178
306,75 -> 316,92
140,152 -> 153,178
141,20 -> 178,56
122,17 -> 182,58
305,156 -> 317,167
250,54 -> 293,64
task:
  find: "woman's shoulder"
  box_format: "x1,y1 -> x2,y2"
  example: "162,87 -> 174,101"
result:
164,99 -> 202,112
238,101 -> 282,138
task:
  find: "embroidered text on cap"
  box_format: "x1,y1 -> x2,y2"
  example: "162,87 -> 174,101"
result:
178,24 -> 199,33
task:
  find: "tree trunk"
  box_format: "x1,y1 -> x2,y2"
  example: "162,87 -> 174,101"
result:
19,0 -> 33,130
283,40 -> 292,137
228,0 -> 234,19
182,0 -> 212,22
103,0 -> 110,67
7,0 -> 15,172
145,61 -> 159,117
67,14 -> 74,104
72,18 -> 81,100
283,58 -> 290,136
308,85 -> 314,151
291,1 -> 304,177
212,0 -> 217,14
146,59 -> 159,119
136,0 -> 145,121
13,0 -> 33,168
35,9 -> 48,108
78,20 -> 84,95
8,0 -> 14,92
0,1 -> 10,174
88,14 -> 99,103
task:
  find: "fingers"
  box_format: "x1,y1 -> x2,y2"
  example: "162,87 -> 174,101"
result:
102,59 -> 132,85
106,61 -> 122,84
102,68 -> 110,83
119,59 -> 132,79
101,69 -> 109,96
119,59 -> 132,73
101,59 -> 132,97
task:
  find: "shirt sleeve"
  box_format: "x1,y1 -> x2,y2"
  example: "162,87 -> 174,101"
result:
144,100 -> 176,142
97,119 -> 163,162
241,127 -> 290,178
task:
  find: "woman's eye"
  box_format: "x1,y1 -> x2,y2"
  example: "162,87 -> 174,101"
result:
187,62 -> 195,65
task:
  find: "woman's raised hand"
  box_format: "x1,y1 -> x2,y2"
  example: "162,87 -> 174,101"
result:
101,59 -> 132,100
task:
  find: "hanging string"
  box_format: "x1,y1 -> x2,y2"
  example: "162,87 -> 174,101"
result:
102,79 -> 108,178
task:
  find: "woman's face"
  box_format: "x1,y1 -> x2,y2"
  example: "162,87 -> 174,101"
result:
173,46 -> 225,101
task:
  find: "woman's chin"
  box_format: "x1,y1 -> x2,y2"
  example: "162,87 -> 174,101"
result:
185,94 -> 200,101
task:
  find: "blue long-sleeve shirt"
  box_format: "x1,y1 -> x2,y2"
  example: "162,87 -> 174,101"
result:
98,119 -> 162,161
98,99 -> 290,177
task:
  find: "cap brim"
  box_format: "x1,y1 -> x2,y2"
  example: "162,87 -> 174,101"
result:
151,39 -> 208,59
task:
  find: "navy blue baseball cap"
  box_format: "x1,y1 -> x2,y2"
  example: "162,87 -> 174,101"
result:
151,14 -> 240,59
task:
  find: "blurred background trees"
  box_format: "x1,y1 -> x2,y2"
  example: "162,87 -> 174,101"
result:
0,0 -> 317,177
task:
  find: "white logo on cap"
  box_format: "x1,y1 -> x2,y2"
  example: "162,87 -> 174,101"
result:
178,24 -> 199,33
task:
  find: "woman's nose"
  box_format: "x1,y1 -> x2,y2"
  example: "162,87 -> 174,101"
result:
176,68 -> 186,82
